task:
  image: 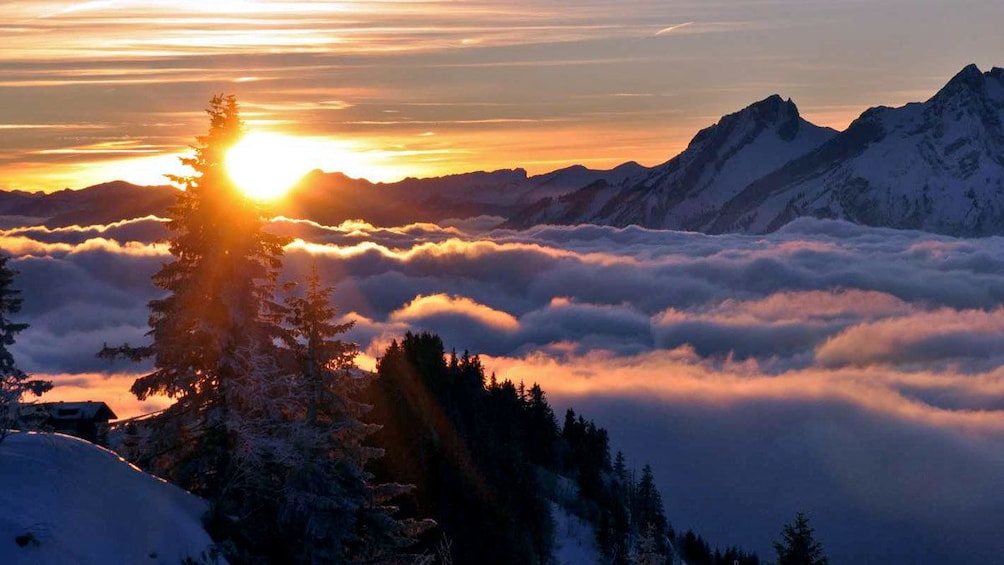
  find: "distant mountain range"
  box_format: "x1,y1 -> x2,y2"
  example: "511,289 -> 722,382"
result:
3,64 -> 1002,237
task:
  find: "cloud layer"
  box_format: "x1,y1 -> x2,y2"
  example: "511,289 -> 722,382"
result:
5,216 -> 1004,563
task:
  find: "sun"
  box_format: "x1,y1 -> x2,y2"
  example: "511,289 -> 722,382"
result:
225,132 -> 316,201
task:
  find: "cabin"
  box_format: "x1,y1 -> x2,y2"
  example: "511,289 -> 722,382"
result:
22,401 -> 118,446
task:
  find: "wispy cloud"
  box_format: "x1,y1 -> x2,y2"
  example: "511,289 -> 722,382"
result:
654,22 -> 694,36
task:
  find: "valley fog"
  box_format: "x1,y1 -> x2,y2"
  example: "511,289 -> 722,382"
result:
6,215 -> 1004,563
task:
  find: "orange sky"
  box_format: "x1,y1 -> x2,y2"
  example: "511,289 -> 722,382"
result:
1,0 -> 1001,191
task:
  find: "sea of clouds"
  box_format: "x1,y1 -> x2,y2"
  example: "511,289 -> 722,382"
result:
5,215 -> 1004,563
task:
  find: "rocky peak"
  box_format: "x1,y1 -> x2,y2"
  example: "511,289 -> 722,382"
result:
929,64 -> 1003,107
687,94 -> 805,150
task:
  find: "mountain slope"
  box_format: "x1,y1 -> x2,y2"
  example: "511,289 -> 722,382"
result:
281,164 -> 648,226
710,64 -> 1004,235
505,95 -> 837,230
0,432 -> 217,565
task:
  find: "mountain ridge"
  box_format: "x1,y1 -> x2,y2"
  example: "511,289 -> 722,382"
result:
3,64 -> 1002,237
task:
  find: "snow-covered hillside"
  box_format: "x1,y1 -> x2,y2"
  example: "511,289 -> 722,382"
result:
0,432 -> 218,565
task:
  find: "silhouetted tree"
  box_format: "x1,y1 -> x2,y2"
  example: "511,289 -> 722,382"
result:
773,512 -> 828,565
0,254 -> 51,443
524,383 -> 558,466
100,95 -> 290,558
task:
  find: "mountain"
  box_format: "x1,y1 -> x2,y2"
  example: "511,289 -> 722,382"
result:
279,164 -> 648,226
507,64 -> 1004,236
505,95 -> 837,230
0,181 -> 177,228
279,168 -> 531,226
709,64 -> 1004,235
0,165 -> 639,230
2,65 -> 1002,236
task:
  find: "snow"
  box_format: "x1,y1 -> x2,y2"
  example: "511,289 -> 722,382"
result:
0,432 -> 219,565
550,501 -> 601,565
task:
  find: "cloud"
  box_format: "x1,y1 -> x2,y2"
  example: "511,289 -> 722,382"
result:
816,308 -> 1004,370
9,215 -> 1004,563
390,293 -> 520,331
654,22 -> 694,36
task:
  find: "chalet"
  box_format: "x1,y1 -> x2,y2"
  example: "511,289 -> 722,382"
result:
20,401 -> 118,446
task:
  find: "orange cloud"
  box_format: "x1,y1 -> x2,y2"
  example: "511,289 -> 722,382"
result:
0,235 -> 168,257
483,348 -> 1004,435
390,293 -> 520,332
816,307 -> 1004,368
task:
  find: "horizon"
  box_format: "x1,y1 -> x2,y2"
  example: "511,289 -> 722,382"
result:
6,62 -> 1000,195
1,0 -> 1001,192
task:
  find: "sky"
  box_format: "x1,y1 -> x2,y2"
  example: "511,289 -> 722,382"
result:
7,215 -> 1004,563
1,0 -> 1002,191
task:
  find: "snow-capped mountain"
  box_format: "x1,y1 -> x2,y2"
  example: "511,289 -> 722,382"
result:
4,65 -> 1002,237
710,64 -> 1004,235
507,64 -> 1004,236
505,95 -> 837,230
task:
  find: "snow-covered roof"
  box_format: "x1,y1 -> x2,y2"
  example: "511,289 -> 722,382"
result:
38,401 -> 117,422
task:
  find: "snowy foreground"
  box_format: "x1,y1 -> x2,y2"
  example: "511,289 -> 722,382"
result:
0,432 -> 218,565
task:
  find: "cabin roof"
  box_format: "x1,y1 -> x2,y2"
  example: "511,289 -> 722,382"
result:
38,401 -> 118,421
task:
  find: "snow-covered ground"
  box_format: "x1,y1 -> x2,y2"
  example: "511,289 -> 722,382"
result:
0,432 -> 218,565
550,501 -> 600,565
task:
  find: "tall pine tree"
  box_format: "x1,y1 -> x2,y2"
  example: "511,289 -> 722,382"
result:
101,95 -> 288,543
0,255 -> 51,443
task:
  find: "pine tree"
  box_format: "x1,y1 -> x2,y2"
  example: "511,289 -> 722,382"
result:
99,95 -> 289,550
773,512 -> 828,565
633,464 -> 670,553
524,383 -> 557,466
279,266 -> 428,562
0,255 -> 51,443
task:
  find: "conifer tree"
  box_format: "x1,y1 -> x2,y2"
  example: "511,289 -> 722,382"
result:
278,267 -> 428,562
0,255 -> 51,443
633,464 -> 670,554
773,512 -> 828,565
100,95 -> 288,534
